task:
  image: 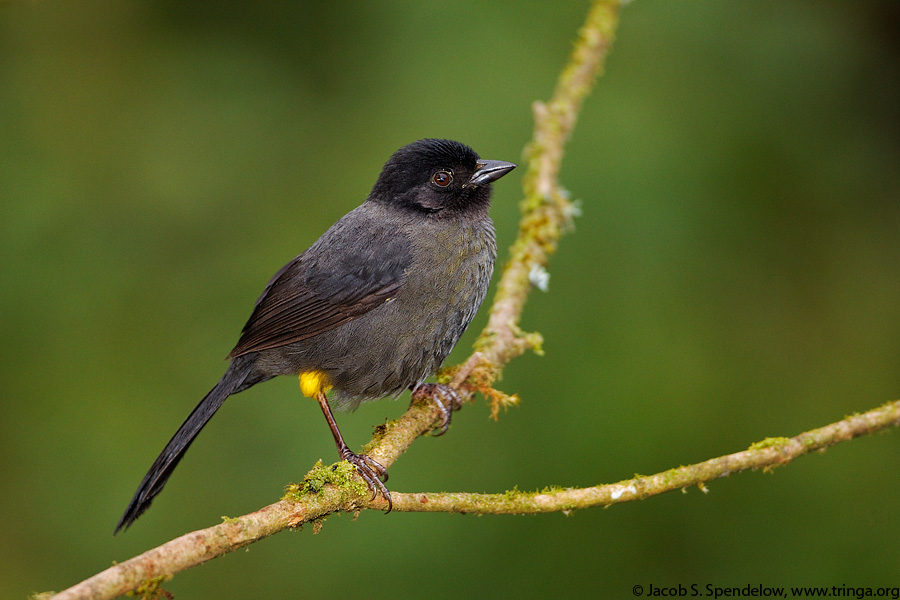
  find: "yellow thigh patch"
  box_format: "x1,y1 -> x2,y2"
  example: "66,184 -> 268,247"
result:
299,370 -> 332,398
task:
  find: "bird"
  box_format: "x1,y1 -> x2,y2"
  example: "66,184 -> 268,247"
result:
115,138 -> 516,533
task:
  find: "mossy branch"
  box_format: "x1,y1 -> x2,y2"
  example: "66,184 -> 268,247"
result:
47,400 -> 900,600
470,0 -> 619,418
385,400 -> 900,513
42,2 -> 899,599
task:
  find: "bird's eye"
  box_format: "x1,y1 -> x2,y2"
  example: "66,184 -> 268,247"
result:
432,171 -> 452,187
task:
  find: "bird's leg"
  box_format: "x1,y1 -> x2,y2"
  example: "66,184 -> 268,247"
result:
314,391 -> 392,512
411,383 -> 463,436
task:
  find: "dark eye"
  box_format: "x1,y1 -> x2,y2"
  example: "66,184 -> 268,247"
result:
432,171 -> 452,187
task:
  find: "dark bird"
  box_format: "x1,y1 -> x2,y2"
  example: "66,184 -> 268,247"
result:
115,139 -> 516,533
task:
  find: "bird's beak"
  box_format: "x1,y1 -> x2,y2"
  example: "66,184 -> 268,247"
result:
468,159 -> 517,186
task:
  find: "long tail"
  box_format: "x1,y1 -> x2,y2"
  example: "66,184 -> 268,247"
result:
115,354 -> 256,534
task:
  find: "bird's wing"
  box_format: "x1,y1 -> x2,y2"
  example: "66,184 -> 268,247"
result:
227,208 -> 411,358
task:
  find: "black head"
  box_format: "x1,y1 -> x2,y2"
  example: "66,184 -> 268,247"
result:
369,139 -> 516,216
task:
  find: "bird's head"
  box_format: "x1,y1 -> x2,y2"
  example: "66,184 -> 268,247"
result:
369,138 -> 516,216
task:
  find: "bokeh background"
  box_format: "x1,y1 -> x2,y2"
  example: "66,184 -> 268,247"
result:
3,1 -> 899,597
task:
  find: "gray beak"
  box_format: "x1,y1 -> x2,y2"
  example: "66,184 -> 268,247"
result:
469,159 -> 517,186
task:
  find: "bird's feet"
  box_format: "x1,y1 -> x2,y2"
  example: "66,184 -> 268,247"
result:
412,383 -> 463,436
338,446 -> 392,512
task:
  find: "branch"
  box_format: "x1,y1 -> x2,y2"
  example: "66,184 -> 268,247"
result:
47,400 -> 900,600
43,5 -> 619,591
385,400 -> 900,513
469,0 -> 620,417
46,4 -> 624,594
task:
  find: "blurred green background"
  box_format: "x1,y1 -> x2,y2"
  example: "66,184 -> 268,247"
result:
3,1 -> 899,597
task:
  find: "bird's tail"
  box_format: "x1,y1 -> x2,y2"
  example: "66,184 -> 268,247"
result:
114,354 -> 256,534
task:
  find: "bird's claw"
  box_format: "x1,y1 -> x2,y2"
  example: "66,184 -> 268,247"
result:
412,383 -> 462,436
339,448 -> 392,513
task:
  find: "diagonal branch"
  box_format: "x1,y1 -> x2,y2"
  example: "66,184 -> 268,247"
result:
44,3 -> 622,594
468,0 -> 621,417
